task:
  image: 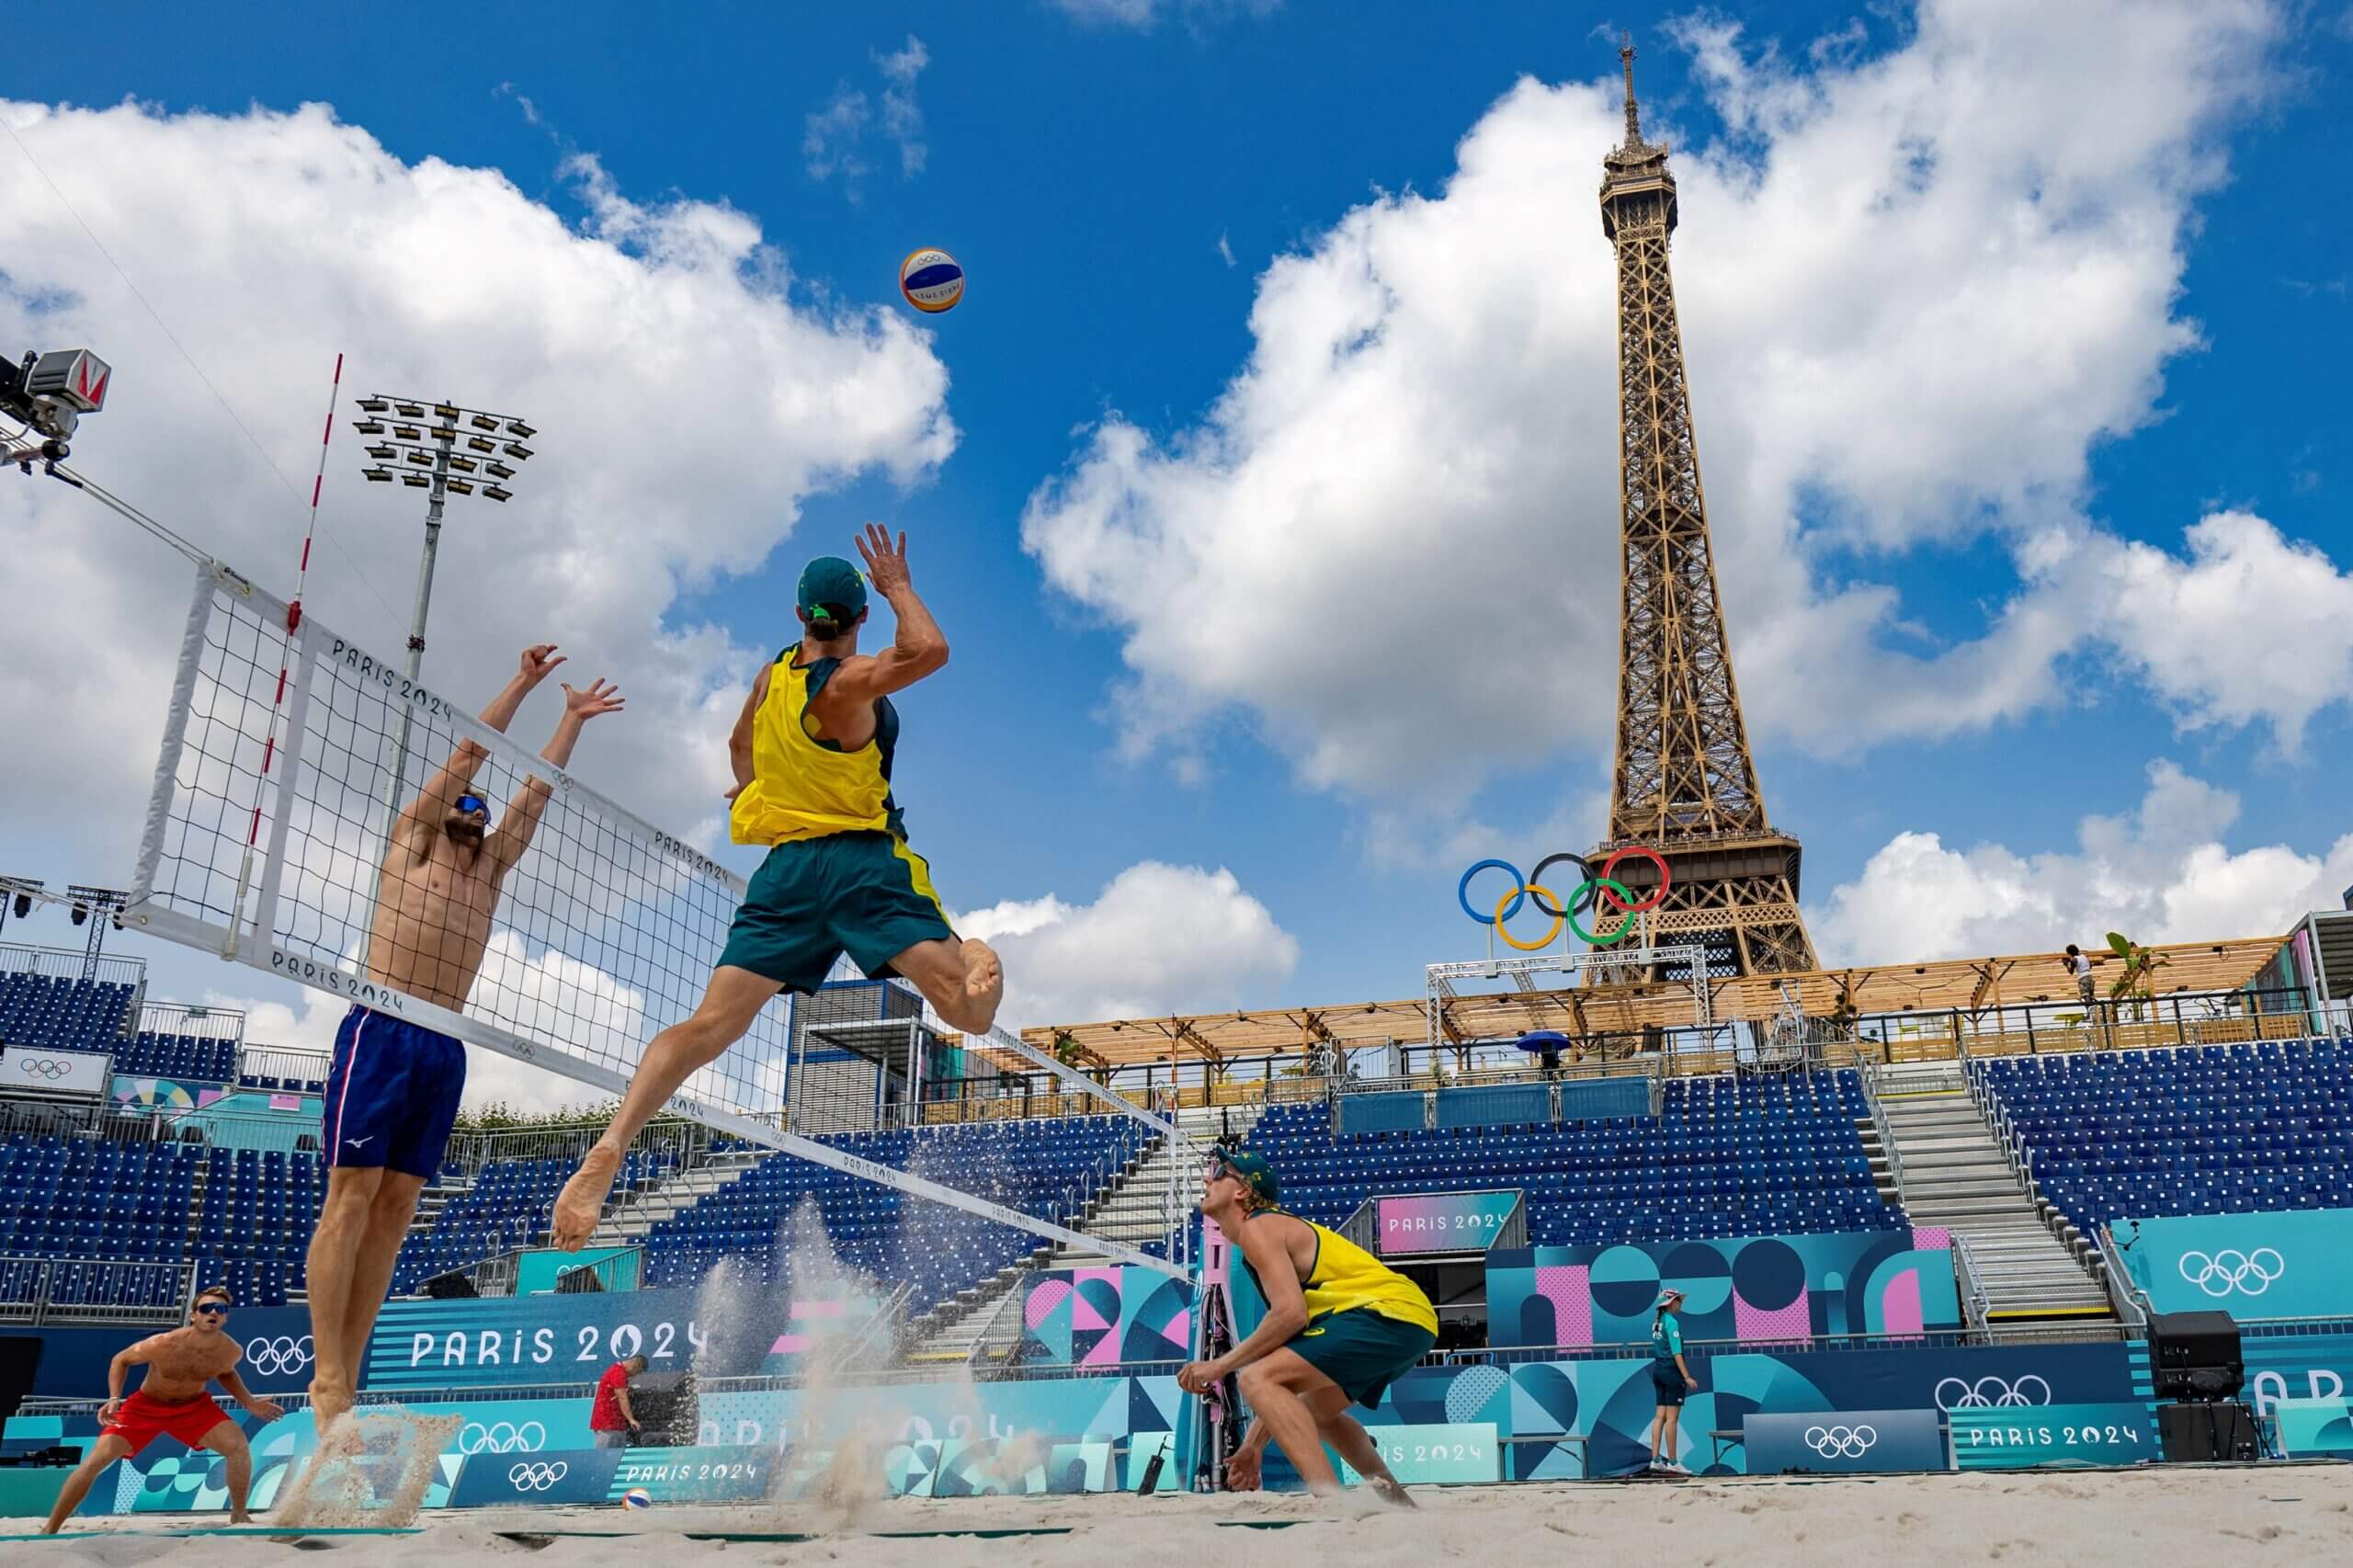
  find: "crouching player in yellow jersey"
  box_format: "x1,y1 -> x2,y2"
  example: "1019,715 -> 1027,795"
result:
1180,1148 -> 1438,1506
551,525 -> 1003,1246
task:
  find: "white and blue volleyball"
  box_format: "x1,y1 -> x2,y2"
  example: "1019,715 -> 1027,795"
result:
899,247 -> 964,313
620,1487 -> 654,1510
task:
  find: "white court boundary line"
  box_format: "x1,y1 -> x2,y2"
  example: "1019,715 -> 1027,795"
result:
125,558 -> 1187,1279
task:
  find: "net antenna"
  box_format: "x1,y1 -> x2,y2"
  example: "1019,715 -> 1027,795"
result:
128,556 -> 1188,1278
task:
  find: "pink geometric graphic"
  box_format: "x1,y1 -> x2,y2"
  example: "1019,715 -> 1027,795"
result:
1878,1268 -> 1926,1335
1533,1265 -> 1592,1346
1025,1278 -> 1073,1330
1072,1268 -> 1119,1331
1733,1286 -> 1810,1341
1910,1226 -> 1952,1253
791,1297 -> 849,1320
1081,1328 -> 1122,1366
769,1333 -> 812,1354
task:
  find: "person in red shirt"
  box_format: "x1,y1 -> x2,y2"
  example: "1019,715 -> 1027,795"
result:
590,1354 -> 647,1449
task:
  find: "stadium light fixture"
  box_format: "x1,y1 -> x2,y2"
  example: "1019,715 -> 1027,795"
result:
354,418 -> 387,436
484,460 -> 515,480
352,389 -> 538,976
365,443 -> 396,460
502,441 -> 533,460
0,874 -> 43,937
63,884 -> 126,973
505,419 -> 536,438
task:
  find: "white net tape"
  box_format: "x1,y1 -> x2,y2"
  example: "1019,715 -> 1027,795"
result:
127,560 -> 1186,1278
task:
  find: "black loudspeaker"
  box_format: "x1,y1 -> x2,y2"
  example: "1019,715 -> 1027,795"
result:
0,1336 -> 42,1425
422,1271 -> 478,1300
630,1369 -> 696,1444
2148,1310 -> 2243,1402
2159,1400 -> 2259,1461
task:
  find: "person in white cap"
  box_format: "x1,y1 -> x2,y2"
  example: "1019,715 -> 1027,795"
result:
1646,1286 -> 1697,1475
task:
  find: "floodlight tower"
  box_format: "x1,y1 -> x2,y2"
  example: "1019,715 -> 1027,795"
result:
350,395 -> 536,966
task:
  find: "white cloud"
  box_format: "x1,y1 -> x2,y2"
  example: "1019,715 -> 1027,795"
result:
1813,760 -> 2353,964
957,862 -> 1299,1027
1215,231 -> 1235,268
803,86 -> 870,186
2086,511 -> 2353,751
1045,0 -> 1279,29
803,36 -> 930,190
1020,1 -> 2297,806
875,36 -> 930,177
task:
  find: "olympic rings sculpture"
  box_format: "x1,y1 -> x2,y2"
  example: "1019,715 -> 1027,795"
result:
1456,847 -> 1673,949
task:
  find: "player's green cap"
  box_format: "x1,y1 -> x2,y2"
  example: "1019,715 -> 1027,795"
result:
797,556 -> 868,625
1209,1146 -> 1279,1203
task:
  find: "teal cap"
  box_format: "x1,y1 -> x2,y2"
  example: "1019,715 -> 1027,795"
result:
1210,1146 -> 1279,1203
797,556 -> 869,626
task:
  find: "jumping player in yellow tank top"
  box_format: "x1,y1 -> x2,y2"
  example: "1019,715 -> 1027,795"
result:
1181,1148 -> 1437,1506
551,526 -> 1002,1245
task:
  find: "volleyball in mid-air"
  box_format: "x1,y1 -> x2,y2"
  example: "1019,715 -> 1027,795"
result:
620,1487 -> 654,1510
899,247 -> 964,313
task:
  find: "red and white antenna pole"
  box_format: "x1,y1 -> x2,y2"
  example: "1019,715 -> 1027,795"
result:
228,354 -> 343,940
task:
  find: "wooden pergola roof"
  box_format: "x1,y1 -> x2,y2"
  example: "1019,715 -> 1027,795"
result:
1019,934 -> 2289,1065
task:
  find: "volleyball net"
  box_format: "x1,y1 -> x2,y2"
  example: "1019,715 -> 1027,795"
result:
127,558 -> 1191,1279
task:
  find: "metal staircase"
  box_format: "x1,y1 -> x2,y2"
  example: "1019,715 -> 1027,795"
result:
1870,1062 -> 2111,1325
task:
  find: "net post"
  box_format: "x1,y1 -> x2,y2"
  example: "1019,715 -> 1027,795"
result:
245,628 -> 322,961
128,561 -> 222,914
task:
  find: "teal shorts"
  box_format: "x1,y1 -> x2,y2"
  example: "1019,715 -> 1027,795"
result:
1285,1309 -> 1437,1410
718,831 -> 956,994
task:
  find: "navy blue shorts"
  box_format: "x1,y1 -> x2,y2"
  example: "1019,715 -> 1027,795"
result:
1651,1362 -> 1688,1407
325,1006 -> 464,1179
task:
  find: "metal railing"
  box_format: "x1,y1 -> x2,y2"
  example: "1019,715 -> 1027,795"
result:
236,1045 -> 330,1085
1950,1233 -> 1992,1336
0,940 -> 145,991
134,999 -> 244,1040
1845,1041 -> 1908,1206
2095,1223 -> 2151,1331
0,1255 -> 196,1324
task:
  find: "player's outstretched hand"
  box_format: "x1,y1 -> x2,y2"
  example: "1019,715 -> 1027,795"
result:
96,1398 -> 122,1426
244,1397 -> 286,1423
563,678 -> 625,721
520,643 -> 566,685
855,523 -> 912,598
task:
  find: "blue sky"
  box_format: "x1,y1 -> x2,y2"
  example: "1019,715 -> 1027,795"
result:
4,1 -> 2352,1085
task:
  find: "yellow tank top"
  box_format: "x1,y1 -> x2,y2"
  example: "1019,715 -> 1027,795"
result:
1241,1210 -> 1439,1335
728,649 -> 905,846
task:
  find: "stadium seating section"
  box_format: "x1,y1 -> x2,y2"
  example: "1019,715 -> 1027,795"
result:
0,1137 -> 198,1310
389,1153 -> 672,1298
0,973 -> 135,1052
1246,1069 -> 1901,1244
1974,1040 -> 2353,1236
113,1029 -> 239,1083
642,1117 -> 1150,1312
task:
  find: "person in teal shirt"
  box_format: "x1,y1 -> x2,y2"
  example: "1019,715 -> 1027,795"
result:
1647,1287 -> 1697,1474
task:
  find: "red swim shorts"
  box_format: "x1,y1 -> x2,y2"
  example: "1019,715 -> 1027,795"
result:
101,1390 -> 232,1456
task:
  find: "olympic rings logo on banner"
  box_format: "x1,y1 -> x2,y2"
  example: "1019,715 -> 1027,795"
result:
507,1460 -> 569,1491
13,1058 -> 73,1079
1803,1424 -> 1878,1458
245,1335 -> 313,1377
1456,847 -> 1673,950
1934,1375 -> 2050,1411
2179,1248 -> 2284,1298
460,1420 -> 547,1454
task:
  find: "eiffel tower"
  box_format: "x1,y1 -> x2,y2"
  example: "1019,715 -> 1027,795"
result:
1591,38 -> 1818,981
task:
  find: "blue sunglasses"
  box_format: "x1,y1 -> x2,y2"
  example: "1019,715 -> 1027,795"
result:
193,1302 -> 229,1315
454,794 -> 491,819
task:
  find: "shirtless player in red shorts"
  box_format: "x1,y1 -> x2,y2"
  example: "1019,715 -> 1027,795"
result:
41,1285 -> 284,1533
